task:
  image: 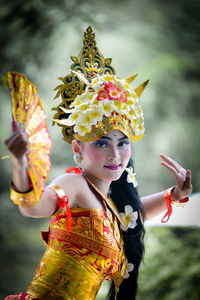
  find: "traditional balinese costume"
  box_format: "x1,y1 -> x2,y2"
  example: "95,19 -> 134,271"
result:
5,26 -> 149,299
5,26 -> 189,299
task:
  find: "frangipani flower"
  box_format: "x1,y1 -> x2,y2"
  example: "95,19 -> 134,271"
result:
74,123 -> 91,136
113,100 -> 125,110
79,113 -> 92,126
101,101 -> 115,117
125,167 -> 138,187
68,111 -> 80,124
119,205 -> 138,231
72,94 -> 88,107
85,108 -> 103,125
135,126 -> 145,136
123,259 -> 134,279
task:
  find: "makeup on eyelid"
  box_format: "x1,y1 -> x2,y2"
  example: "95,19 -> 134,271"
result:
93,138 -> 129,148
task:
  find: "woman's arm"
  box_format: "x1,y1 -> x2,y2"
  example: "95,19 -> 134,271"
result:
141,154 -> 192,220
5,130 -> 59,217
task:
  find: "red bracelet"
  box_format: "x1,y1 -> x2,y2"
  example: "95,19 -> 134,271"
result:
161,188 -> 173,223
161,188 -> 189,223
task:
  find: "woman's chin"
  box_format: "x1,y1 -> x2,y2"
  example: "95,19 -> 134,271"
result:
103,169 -> 123,181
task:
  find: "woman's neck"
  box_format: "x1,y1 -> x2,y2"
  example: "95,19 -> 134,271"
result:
82,171 -> 111,197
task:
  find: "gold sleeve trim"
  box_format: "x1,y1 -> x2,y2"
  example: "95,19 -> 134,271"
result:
47,184 -> 66,198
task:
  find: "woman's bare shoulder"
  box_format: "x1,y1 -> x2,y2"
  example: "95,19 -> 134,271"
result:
50,173 -> 86,187
48,173 -> 88,206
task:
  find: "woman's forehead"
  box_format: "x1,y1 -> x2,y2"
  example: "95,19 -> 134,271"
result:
102,130 -> 127,139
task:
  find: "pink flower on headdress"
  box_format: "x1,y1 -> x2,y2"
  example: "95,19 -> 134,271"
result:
97,90 -> 109,101
97,81 -> 127,103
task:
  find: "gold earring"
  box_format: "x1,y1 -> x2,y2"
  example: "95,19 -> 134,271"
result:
73,152 -> 83,164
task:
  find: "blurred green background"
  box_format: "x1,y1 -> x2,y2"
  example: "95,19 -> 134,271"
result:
0,0 -> 199,299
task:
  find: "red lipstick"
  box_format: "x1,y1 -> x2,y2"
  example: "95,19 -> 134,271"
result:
104,164 -> 121,170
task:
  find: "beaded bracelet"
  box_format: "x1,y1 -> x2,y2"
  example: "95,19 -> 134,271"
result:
161,187 -> 189,223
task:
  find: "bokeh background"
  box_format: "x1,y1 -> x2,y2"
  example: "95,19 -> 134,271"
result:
0,0 -> 199,299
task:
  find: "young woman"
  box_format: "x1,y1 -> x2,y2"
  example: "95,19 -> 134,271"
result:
4,27 -> 192,300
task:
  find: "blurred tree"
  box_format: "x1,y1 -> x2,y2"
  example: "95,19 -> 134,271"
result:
138,226 -> 200,300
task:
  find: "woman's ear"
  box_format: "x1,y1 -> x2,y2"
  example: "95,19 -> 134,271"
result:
72,139 -> 81,154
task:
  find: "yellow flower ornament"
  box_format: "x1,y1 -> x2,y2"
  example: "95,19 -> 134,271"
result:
119,205 -> 138,231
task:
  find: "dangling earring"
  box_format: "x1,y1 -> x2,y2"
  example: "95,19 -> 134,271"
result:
73,152 -> 83,164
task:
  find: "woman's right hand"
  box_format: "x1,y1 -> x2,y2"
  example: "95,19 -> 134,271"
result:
5,130 -> 29,170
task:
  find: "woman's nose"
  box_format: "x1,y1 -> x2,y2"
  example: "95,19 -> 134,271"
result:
108,146 -> 120,161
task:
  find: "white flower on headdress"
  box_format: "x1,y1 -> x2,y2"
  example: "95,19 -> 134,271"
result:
74,108 -> 103,133
101,101 -> 115,117
113,100 -> 125,111
128,107 -> 137,118
72,94 -> 88,107
123,259 -> 134,279
125,167 -> 138,187
87,108 -> 104,125
74,123 -> 91,136
119,205 -> 138,231
78,112 -> 92,127
67,112 -> 80,125
135,126 -> 144,137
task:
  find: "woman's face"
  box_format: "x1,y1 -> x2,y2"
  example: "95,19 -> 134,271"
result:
76,130 -> 131,182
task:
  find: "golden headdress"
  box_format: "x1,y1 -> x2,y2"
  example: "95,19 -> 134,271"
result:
53,26 -> 149,143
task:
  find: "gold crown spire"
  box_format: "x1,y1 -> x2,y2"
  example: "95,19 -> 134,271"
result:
53,26 -> 116,143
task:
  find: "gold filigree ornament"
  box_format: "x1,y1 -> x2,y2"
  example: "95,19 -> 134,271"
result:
53,26 -> 149,143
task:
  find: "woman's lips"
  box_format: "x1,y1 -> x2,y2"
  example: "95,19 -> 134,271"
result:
104,164 -> 121,170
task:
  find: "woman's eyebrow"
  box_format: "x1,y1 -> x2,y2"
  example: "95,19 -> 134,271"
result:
100,135 -> 128,141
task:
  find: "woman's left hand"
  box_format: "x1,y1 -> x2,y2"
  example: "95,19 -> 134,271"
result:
160,154 -> 192,201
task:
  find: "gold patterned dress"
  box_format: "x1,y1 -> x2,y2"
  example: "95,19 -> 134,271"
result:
5,180 -> 127,300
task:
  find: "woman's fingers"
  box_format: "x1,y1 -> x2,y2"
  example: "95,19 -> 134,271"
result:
183,170 -> 192,190
5,130 -> 28,158
160,153 -> 186,175
160,161 -> 181,188
161,154 -> 193,199
160,161 -> 177,176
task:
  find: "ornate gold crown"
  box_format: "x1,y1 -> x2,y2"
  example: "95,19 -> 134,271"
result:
53,26 -> 148,143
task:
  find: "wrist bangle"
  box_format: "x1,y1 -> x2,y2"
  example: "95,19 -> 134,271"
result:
171,197 -> 189,205
10,183 -> 36,207
161,187 -> 189,223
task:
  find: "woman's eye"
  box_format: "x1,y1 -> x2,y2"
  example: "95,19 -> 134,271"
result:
93,140 -> 108,148
118,141 -> 130,147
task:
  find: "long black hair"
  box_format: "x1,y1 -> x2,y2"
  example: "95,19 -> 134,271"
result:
107,158 -> 145,300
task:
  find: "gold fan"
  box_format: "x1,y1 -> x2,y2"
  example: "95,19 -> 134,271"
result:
4,72 -> 53,203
